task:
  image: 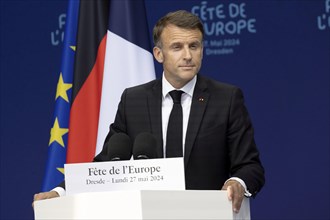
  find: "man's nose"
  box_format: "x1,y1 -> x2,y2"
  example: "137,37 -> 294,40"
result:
183,46 -> 192,60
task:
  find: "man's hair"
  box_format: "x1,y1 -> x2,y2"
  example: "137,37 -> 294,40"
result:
153,10 -> 204,48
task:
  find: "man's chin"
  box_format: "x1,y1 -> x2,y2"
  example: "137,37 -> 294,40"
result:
177,71 -> 197,81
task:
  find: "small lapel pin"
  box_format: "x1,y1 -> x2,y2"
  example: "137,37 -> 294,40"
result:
198,97 -> 204,102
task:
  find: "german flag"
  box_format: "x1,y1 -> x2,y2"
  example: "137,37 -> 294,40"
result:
66,0 -> 109,163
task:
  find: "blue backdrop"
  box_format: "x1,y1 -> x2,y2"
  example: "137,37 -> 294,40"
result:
1,0 -> 329,219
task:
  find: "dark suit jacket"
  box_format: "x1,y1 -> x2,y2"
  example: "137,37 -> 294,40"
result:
96,75 -> 265,197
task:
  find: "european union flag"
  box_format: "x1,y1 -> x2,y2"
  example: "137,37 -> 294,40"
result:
42,0 -> 79,191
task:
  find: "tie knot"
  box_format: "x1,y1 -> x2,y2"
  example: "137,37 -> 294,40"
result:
169,90 -> 184,104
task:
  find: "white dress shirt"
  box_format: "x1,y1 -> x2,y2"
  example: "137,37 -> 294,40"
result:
161,74 -> 196,157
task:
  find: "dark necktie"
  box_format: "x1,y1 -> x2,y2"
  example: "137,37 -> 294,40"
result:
166,90 -> 184,158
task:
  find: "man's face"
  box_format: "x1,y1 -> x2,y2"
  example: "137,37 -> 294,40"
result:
153,25 -> 203,89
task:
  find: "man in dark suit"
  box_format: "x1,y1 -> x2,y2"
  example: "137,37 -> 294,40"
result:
96,9 -> 264,212
34,10 -> 264,213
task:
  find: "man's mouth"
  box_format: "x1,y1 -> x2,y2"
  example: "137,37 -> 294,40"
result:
180,65 -> 195,68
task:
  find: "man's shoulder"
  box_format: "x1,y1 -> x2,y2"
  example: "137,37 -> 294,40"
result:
198,74 -> 239,91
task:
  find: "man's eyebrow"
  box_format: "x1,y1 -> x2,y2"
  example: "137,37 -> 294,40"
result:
171,40 -> 201,45
169,42 -> 183,47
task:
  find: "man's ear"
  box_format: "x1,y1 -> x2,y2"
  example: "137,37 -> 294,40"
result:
153,47 -> 164,63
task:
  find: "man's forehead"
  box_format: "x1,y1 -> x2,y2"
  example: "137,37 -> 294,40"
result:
162,24 -> 201,34
161,25 -> 202,42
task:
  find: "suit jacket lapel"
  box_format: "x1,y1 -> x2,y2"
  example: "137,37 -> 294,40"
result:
147,79 -> 164,158
184,75 -> 209,167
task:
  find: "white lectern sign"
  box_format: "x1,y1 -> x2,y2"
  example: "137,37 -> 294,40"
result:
64,158 -> 185,195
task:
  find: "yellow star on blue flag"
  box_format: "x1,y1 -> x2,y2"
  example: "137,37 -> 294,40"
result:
55,73 -> 72,102
49,118 -> 69,147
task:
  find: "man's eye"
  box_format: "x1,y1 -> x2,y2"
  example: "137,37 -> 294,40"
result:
190,44 -> 199,49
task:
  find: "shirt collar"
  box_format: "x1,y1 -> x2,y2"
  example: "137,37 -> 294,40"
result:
162,74 -> 197,99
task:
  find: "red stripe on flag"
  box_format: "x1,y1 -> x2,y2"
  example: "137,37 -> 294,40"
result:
66,35 -> 107,163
